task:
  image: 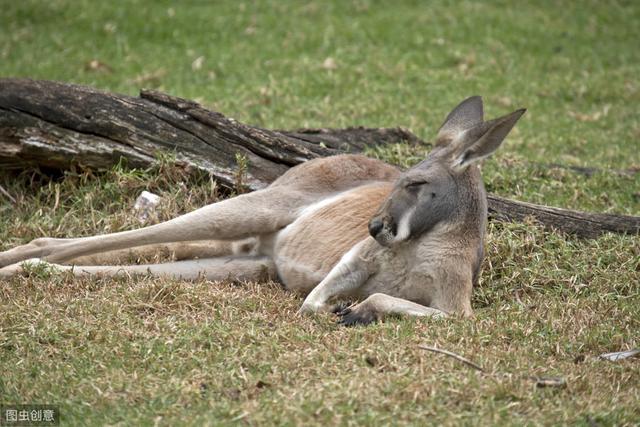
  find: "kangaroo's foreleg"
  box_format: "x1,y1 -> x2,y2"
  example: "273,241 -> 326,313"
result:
337,293 -> 447,326
0,256 -> 276,282
298,238 -> 377,314
0,187 -> 313,268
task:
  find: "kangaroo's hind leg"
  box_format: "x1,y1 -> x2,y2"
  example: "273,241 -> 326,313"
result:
65,239 -> 256,265
0,256 -> 277,282
0,185 -> 315,268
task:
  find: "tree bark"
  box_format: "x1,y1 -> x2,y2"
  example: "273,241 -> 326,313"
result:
0,78 -> 638,238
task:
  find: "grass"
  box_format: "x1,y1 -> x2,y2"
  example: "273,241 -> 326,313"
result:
1,0 -> 639,425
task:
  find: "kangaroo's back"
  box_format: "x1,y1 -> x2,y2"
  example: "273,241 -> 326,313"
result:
270,154 -> 399,192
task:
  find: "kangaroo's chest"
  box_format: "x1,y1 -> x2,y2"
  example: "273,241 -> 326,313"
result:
357,238 -> 455,305
267,182 -> 393,295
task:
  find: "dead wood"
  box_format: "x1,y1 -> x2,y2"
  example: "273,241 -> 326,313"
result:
0,78 -> 421,190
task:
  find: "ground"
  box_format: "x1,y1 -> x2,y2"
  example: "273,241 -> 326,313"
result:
0,1 -> 639,425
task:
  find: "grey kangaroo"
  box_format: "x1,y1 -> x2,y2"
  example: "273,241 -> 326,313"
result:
0,96 -> 525,325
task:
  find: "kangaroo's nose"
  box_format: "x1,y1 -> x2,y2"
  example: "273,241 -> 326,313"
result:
368,218 -> 384,237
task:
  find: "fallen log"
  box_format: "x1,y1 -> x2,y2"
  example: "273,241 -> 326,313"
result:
0,78 -> 422,190
487,195 -> 639,238
0,78 -> 638,238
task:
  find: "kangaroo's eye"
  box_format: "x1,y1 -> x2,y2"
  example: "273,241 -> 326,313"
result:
406,181 -> 427,188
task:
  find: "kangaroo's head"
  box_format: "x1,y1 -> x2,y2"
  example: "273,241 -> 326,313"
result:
369,96 -> 525,247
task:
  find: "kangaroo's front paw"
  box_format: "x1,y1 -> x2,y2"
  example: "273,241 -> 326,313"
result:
330,300 -> 355,314
298,301 -> 332,316
336,303 -> 379,327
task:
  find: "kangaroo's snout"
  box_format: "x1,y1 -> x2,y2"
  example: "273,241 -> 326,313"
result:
368,215 -> 397,246
368,217 -> 384,238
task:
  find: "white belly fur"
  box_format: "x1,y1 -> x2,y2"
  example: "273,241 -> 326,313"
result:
272,192 -> 349,288
262,183 -> 391,295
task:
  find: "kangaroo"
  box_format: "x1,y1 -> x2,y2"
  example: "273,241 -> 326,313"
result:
0,97 -> 524,325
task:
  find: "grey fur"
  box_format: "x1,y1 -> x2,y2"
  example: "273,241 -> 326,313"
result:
302,97 -> 525,322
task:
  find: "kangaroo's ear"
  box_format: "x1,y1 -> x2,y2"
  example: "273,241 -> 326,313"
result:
450,108 -> 526,171
437,96 -> 484,140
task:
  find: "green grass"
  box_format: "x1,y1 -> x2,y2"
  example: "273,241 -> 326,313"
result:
1,0 -> 639,425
